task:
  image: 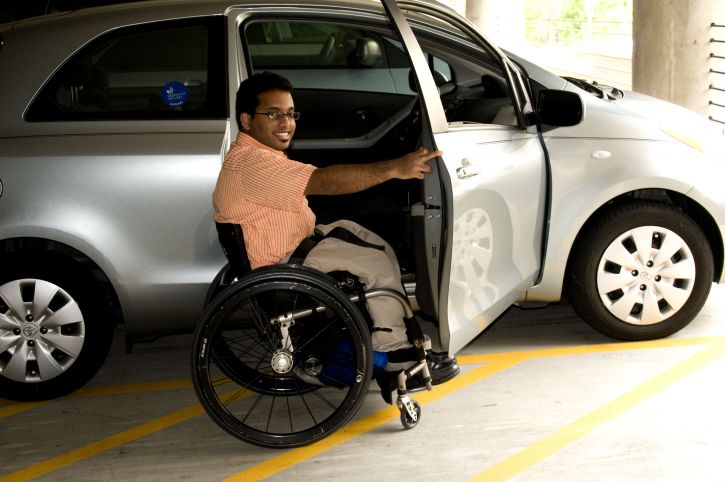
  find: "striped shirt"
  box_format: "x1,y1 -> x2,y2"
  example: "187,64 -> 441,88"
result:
212,132 -> 317,268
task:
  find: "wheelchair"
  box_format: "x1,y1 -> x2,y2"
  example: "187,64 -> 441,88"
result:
190,223 -> 433,448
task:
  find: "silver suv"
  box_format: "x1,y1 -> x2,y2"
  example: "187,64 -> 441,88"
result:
2,0 -> 724,401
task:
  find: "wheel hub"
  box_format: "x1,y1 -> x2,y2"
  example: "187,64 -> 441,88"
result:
21,323 -> 39,339
271,350 -> 294,374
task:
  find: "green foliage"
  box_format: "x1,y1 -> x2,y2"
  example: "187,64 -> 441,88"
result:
525,0 -> 631,45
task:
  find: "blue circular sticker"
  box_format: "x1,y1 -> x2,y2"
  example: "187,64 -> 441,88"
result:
161,81 -> 188,107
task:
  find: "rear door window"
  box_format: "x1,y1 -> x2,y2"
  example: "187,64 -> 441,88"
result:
26,16 -> 227,121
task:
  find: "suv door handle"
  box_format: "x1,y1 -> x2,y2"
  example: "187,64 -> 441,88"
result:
456,158 -> 480,179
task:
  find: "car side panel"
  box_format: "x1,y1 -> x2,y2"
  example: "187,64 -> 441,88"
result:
527,136 -> 725,302
0,126 -> 228,335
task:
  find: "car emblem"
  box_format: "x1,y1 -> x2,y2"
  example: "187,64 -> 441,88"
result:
23,325 -> 38,338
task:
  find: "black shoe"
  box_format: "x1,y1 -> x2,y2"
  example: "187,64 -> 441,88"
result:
374,370 -> 396,405
428,351 -> 460,384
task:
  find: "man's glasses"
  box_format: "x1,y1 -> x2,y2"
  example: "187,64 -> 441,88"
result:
254,111 -> 301,121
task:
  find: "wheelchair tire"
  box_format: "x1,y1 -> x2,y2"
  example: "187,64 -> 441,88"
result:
203,263 -> 236,309
191,265 -> 373,448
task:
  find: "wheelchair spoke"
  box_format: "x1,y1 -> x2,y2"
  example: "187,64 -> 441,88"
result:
286,395 -> 294,434
247,296 -> 278,349
223,386 -> 252,406
291,315 -> 339,354
210,375 -> 235,388
241,392 -> 266,425
220,331 -> 270,366
297,393 -> 320,427
265,393 -> 276,433
306,387 -> 338,411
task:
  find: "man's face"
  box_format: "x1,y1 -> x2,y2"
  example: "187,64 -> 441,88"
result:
242,89 -> 296,151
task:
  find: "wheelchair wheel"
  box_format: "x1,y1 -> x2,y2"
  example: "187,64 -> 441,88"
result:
191,265 -> 373,448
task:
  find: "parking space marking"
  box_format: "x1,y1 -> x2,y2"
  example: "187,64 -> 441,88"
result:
231,336 -> 725,481
0,380 -> 193,423
224,357 -> 524,482
470,338 -> 725,481
0,403 -> 206,482
2,335 -> 723,482
0,387 -> 245,482
75,379 -> 193,397
0,401 -> 49,420
457,335 -> 725,364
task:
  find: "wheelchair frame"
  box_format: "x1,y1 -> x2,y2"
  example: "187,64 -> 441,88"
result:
190,224 -> 433,448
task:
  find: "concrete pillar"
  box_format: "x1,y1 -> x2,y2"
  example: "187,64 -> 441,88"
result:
633,0 -> 724,115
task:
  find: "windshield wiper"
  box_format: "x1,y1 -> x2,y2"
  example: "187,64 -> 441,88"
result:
564,76 -> 622,101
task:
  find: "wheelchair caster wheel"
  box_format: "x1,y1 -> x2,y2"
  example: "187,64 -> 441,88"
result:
400,400 -> 421,429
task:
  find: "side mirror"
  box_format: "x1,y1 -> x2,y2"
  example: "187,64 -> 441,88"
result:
536,89 -> 584,127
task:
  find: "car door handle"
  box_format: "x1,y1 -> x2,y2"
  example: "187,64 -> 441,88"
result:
456,158 -> 480,179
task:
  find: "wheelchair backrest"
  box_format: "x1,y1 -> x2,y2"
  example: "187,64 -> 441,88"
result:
215,222 -> 252,276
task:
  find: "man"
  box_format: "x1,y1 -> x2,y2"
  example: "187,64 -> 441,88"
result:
213,72 -> 458,401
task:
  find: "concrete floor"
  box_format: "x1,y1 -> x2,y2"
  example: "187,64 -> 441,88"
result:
2,286 -> 725,482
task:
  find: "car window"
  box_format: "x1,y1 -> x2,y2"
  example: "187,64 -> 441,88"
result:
245,20 -> 411,94
242,20 -> 418,141
407,14 -> 519,127
26,16 -> 227,121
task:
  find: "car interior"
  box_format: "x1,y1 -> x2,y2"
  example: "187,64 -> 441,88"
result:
244,20 -> 517,305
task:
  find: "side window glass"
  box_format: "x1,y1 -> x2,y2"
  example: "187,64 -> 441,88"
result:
242,20 -> 418,140
427,45 -> 517,126
26,16 -> 226,121
244,20 -> 412,94
409,15 -> 518,127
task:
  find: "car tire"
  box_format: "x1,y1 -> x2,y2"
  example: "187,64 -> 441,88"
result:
0,252 -> 115,401
567,201 -> 713,341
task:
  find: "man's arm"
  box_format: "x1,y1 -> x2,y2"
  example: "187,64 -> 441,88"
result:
304,147 -> 442,196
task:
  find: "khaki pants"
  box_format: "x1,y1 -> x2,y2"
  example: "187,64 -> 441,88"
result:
301,220 -> 411,353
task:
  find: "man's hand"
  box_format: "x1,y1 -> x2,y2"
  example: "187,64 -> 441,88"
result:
391,147 -> 441,180
305,147 -> 442,196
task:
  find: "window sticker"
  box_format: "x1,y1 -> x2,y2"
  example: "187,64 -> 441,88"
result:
161,81 -> 188,107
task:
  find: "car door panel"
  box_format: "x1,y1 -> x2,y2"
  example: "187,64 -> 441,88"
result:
383,0 -> 547,354
434,128 -> 547,353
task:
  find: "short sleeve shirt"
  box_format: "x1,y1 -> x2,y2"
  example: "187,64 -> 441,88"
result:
212,132 -> 317,268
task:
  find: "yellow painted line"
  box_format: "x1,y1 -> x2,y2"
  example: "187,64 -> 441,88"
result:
0,380 -> 192,421
0,401 -> 49,420
0,403 -> 205,482
75,379 -> 193,397
4,335 -> 723,481
457,335 -> 725,365
0,388 -> 245,482
225,355 -> 528,482
469,339 -> 725,482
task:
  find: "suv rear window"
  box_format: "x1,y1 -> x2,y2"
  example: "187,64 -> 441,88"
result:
26,16 -> 227,121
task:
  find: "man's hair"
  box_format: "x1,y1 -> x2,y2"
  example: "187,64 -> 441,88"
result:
235,72 -> 294,131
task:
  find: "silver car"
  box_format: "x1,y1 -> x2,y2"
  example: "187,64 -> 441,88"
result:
1,0 -> 724,401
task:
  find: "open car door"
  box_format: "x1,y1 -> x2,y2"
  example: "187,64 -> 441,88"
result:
382,0 -> 549,354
